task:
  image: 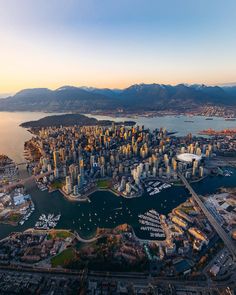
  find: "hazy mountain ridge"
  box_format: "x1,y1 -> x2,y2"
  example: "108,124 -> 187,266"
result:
0,83 -> 235,112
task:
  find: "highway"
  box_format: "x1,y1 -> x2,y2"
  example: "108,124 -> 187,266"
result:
0,266 -> 235,290
0,171 -> 53,193
178,173 -> 236,260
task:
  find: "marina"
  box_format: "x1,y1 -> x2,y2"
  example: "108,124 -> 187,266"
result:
144,180 -> 172,196
34,213 -> 61,230
222,169 -> 234,177
36,181 -> 48,191
0,167 -> 235,240
19,203 -> 35,226
138,209 -> 166,240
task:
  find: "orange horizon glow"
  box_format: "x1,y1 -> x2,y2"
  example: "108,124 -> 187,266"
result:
2,78 -> 236,96
0,0 -> 236,94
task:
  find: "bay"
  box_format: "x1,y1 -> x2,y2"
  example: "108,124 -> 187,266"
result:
0,112 -> 235,240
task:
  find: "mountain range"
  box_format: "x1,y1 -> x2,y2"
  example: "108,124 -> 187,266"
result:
0,83 -> 236,112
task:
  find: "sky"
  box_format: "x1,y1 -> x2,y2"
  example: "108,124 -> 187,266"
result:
0,0 -> 236,94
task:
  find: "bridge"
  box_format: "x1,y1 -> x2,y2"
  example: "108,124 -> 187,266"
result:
0,162 -> 28,170
16,162 -> 29,166
0,171 -> 53,193
178,173 -> 236,260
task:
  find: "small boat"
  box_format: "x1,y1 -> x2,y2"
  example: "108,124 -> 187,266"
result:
113,207 -> 122,211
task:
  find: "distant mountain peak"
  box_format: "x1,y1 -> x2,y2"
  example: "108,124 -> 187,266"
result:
0,82 -> 235,112
56,85 -> 79,91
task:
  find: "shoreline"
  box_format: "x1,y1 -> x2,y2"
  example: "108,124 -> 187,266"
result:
0,170 -> 235,242
0,110 -> 235,119
58,183 -> 143,202
53,175 -> 210,202
85,111 -> 236,119
0,220 -> 18,226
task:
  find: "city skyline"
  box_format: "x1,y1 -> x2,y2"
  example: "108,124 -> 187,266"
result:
1,1 -> 236,292
0,0 -> 236,93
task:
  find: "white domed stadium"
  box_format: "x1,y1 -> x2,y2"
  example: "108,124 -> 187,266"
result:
177,153 -> 202,163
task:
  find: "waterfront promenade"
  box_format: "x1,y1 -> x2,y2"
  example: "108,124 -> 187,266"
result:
179,173 -> 236,260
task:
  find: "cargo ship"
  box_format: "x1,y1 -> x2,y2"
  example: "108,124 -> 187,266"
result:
225,118 -> 236,121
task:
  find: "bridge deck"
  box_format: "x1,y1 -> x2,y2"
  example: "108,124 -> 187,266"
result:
178,173 -> 236,260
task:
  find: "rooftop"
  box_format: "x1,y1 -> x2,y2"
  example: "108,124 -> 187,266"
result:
177,153 -> 202,163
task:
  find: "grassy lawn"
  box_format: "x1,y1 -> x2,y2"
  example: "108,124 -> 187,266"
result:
97,179 -> 110,189
48,230 -> 73,240
8,213 -> 21,222
51,248 -> 76,267
50,180 -> 63,190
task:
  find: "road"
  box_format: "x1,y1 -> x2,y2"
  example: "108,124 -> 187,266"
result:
178,173 -> 236,260
0,171 -> 53,193
0,162 -> 28,170
0,266 -> 235,290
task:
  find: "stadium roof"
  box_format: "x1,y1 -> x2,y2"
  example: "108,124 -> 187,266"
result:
177,153 -> 202,163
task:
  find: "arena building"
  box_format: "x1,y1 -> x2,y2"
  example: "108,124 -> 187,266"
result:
177,153 -> 202,163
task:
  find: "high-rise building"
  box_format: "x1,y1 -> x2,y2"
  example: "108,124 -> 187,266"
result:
78,174 -> 83,188
199,166 -> 204,178
73,185 -> 79,196
54,168 -> 59,179
53,150 -> 60,168
65,176 -> 72,194
180,146 -> 185,154
100,165 -> 105,177
172,159 -> 177,171
119,163 -> 123,174
166,165 -> 170,178
118,176 -> 126,192
47,164 -> 52,172
153,166 -> 157,177
126,182 -> 131,194
196,147 -> 202,156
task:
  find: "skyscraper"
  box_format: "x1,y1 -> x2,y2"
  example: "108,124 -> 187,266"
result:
65,176 -> 72,194
53,150 -> 60,169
